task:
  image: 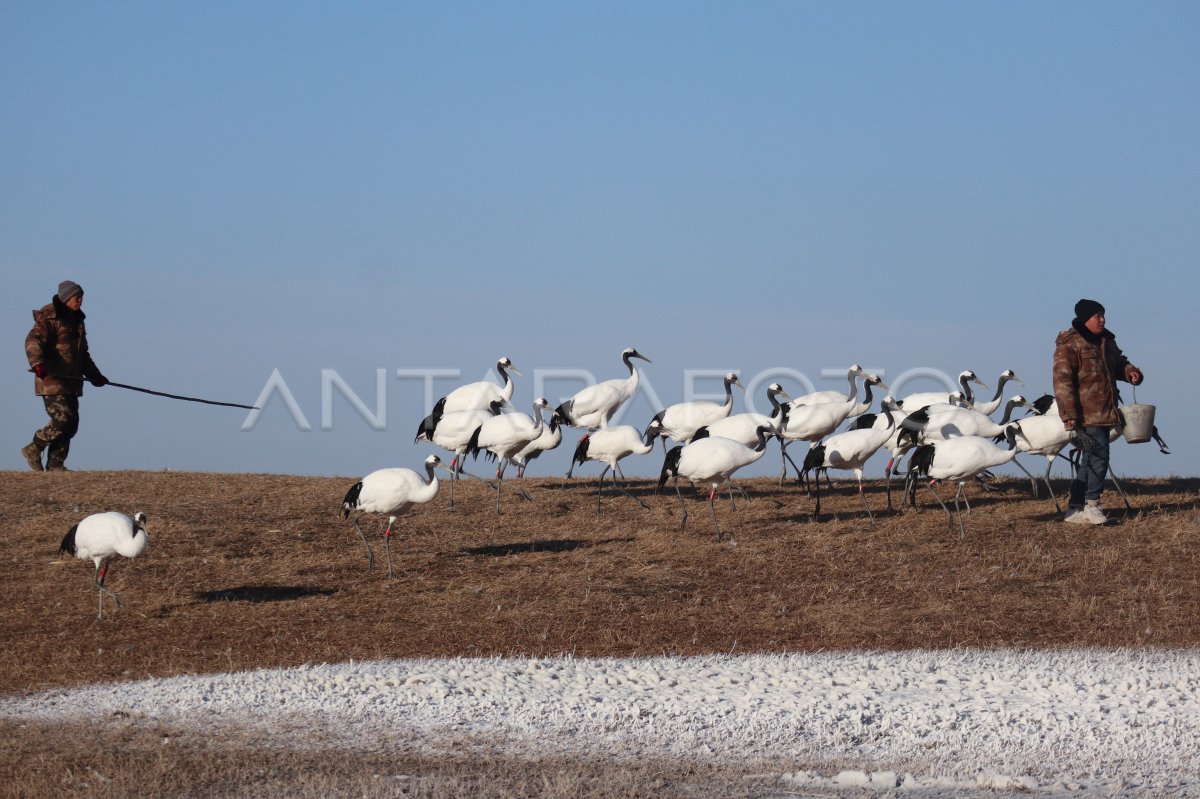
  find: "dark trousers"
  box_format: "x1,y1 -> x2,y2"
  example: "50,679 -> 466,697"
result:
1068,426 -> 1110,506
32,395 -> 80,467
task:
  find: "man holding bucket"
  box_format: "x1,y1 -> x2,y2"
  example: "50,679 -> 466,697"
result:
1053,298 -> 1144,524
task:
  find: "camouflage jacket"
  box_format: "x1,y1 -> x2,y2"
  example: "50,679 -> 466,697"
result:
25,296 -> 103,396
1052,321 -> 1139,429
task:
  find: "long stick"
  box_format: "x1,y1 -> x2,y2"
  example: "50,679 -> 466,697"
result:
34,370 -> 259,410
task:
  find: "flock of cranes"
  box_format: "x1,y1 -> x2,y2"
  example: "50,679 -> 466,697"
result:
57,348 -> 1168,615
346,347 -> 1168,570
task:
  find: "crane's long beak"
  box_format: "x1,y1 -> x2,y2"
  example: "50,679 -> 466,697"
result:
508,366 -> 523,377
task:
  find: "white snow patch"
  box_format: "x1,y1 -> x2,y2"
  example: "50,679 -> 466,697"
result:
3,649 -> 1197,794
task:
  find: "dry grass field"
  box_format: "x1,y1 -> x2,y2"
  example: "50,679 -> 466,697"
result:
2,468 -> 1198,797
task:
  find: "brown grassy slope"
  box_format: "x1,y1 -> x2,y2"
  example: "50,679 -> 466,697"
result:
1,469 -> 1198,695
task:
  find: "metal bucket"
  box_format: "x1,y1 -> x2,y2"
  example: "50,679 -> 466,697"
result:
1121,403 -> 1156,444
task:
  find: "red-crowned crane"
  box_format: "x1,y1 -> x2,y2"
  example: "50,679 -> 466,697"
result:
415,399 -> 506,509
903,425 -> 1023,537
801,400 -> 900,525
341,455 -> 449,578
646,372 -> 744,448
657,424 -> 775,540
570,423 -> 657,512
440,357 -> 521,413
59,511 -> 149,619
468,397 -> 551,513
554,348 -> 651,430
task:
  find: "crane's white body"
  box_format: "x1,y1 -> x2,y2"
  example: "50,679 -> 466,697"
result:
914,396 -> 1034,443
555,348 -> 650,430
650,372 -> 744,444
513,417 -> 562,477
789,366 -> 886,419
473,398 -> 549,463
342,455 -> 445,577
690,382 -> 791,446
60,511 -> 149,619
441,357 -> 520,413
898,370 -> 986,411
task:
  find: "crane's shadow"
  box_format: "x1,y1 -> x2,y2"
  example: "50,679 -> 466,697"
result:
460,536 -> 634,558
197,585 -> 336,603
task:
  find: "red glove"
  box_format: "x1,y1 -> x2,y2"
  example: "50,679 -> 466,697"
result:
33,363 -> 48,379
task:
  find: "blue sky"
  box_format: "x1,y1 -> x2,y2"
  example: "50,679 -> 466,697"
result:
3,2 -> 1197,480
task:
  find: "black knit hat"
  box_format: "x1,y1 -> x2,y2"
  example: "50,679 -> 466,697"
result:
57,280 -> 83,303
1074,298 -> 1105,322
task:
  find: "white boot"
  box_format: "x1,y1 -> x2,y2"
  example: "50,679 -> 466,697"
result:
1083,501 -> 1108,525
1063,505 -> 1089,524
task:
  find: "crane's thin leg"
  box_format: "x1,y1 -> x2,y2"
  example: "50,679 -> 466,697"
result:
93,562 -> 124,620
783,446 -> 807,490
885,457 -> 895,512
352,516 -> 375,573
566,435 -> 585,479
674,476 -> 689,531
596,465 -> 609,513
779,441 -> 790,485
857,474 -> 876,528
812,467 -> 822,517
506,459 -> 532,501
726,482 -> 737,511
383,515 -> 397,579
614,474 -> 649,509
615,463 -> 626,480
952,483 -> 969,537
1107,468 -> 1133,511
1043,460 -> 1062,514
708,487 -> 722,541
494,464 -> 503,514
1012,457 -> 1039,498
923,480 -> 953,533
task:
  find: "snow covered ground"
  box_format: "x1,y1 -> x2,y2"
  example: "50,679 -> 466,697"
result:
4,649 -> 1198,795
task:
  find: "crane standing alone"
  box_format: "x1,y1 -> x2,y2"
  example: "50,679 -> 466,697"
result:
59,511 -> 150,619
341,454 -> 449,578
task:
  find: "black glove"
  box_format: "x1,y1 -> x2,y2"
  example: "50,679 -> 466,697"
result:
33,363 -> 48,379
89,374 -> 109,387
1069,428 -> 1103,455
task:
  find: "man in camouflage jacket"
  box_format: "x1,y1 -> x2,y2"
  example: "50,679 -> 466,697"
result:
1052,298 -> 1143,524
22,281 -> 108,471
